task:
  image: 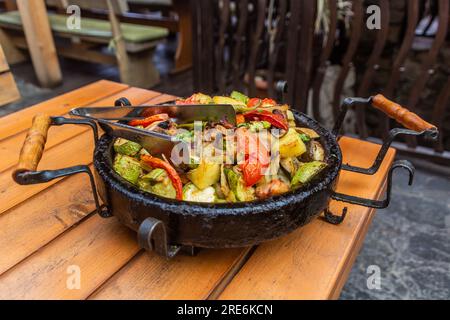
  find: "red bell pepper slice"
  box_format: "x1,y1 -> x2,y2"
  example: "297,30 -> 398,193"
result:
128,113 -> 169,127
140,155 -> 183,200
236,128 -> 270,187
242,110 -> 288,131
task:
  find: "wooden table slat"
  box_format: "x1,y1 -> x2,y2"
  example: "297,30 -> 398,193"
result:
0,215 -> 139,300
0,80 -> 128,140
217,137 -> 395,300
0,165 -> 95,275
89,248 -> 252,300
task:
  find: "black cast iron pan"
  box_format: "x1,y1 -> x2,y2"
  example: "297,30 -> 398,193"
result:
12,95 -> 438,258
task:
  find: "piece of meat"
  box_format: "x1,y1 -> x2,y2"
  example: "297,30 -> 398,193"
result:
255,179 -> 290,199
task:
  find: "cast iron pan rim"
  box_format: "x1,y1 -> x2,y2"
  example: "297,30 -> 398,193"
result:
94,110 -> 342,215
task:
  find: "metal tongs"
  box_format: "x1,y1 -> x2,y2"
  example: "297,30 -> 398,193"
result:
69,104 -> 236,157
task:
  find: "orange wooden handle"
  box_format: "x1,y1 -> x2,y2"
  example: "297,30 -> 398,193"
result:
14,114 -> 52,175
372,94 -> 437,132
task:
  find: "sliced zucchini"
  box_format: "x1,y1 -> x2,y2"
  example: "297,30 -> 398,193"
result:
230,91 -> 249,104
113,154 -> 142,184
291,161 -> 327,188
137,168 -> 176,199
225,168 -> 256,202
114,138 -> 142,156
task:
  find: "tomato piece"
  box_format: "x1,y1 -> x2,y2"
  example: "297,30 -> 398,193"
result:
236,128 -> 270,187
247,98 -> 262,108
261,98 -> 277,106
242,160 -> 263,187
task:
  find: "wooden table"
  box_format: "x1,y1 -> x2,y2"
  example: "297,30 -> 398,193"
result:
0,80 -> 395,300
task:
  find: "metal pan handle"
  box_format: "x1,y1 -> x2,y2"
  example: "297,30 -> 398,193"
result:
372,94 -> 437,134
333,95 -> 438,175
333,95 -> 439,138
14,114 -> 52,176
12,115 -> 110,218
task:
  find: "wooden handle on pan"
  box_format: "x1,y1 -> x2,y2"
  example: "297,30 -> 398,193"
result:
372,94 -> 437,132
14,114 -> 52,175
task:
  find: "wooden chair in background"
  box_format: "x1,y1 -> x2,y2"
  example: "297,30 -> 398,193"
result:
0,0 -> 169,88
126,0 -> 193,73
0,43 -> 20,106
51,0 -> 193,73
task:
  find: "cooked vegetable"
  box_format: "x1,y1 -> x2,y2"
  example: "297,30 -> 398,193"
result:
230,91 -> 249,104
236,114 -> 245,125
182,183 -> 216,203
225,168 -> 256,201
114,138 -> 142,156
261,98 -> 277,107
175,130 -> 194,142
187,160 -> 221,190
236,127 -> 270,187
138,169 -> 176,199
176,93 -> 213,105
140,155 -> 183,200
298,133 -> 311,143
112,91 -> 329,203
247,98 -> 262,108
243,110 -> 289,131
113,154 -> 142,184
129,113 -> 169,127
212,96 -> 247,112
296,127 -> 320,139
279,128 -> 307,158
220,164 -> 231,197
291,161 -> 327,188
139,148 -> 150,157
286,110 -> 296,128
280,157 -> 302,177
248,121 -> 271,132
309,141 -> 325,161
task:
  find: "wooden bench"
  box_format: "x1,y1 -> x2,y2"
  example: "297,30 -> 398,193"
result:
51,0 -> 192,73
0,0 -> 169,88
126,0 -> 192,73
0,43 -> 20,106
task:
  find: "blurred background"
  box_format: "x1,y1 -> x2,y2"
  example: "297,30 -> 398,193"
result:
0,0 -> 448,299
